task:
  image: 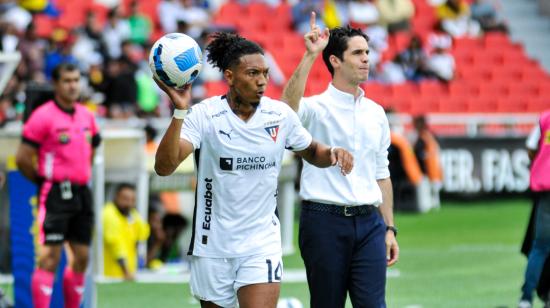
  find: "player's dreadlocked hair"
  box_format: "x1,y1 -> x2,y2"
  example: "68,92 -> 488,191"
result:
206,32 -> 264,72
322,26 -> 369,76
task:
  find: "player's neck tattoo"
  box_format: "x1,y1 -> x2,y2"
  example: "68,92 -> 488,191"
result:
227,92 -> 258,120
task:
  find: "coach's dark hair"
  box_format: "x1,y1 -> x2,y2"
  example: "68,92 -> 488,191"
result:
322,26 -> 369,76
52,62 -> 79,81
206,32 -> 264,72
115,183 -> 136,195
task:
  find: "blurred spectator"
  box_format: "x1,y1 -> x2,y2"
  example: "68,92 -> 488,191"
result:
128,1 -> 152,46
158,213 -> 188,262
178,0 -> 210,39
378,59 -> 407,84
72,30 -> 104,73
0,20 -> 19,52
103,56 -> 137,118
376,0 -> 415,33
426,35 -> 455,81
17,22 -> 47,82
103,183 -> 149,280
83,10 -> 106,53
470,0 -> 508,33
291,0 -> 325,34
158,0 -> 186,34
102,6 -> 131,60
0,94 -> 16,127
395,35 -> 431,82
364,25 -> 388,78
388,125 -> 423,211
18,0 -> 47,12
413,115 -> 443,210
44,29 -> 78,80
0,1 -> 32,33
436,0 -> 481,38
347,0 -> 379,29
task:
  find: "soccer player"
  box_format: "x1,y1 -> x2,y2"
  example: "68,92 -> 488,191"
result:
281,13 -> 399,307
15,63 -> 101,308
154,32 -> 354,308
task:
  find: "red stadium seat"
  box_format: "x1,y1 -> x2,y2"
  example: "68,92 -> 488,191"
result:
204,81 -> 228,96
410,96 -> 441,114
468,96 -> 499,112
439,96 -> 469,113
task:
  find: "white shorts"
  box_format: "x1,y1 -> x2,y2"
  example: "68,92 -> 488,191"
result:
189,252 -> 283,307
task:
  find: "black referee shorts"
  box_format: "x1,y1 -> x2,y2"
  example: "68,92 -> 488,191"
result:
37,181 -> 94,245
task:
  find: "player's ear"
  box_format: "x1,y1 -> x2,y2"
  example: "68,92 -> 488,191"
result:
329,55 -> 340,70
224,69 -> 234,86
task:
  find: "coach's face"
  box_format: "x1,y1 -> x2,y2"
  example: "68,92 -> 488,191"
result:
332,36 -> 370,84
114,187 -> 136,216
55,69 -> 81,103
226,53 -> 269,104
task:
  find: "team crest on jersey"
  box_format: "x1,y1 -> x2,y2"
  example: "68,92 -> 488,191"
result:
264,125 -> 279,142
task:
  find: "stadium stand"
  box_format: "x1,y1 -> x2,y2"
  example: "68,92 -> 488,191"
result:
1,0 -> 549,129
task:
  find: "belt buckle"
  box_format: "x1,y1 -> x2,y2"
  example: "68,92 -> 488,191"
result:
344,205 -> 353,217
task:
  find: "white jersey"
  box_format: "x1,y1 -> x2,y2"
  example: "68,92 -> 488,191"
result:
181,95 -> 313,258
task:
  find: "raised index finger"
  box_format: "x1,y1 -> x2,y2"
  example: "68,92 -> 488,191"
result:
309,11 -> 316,30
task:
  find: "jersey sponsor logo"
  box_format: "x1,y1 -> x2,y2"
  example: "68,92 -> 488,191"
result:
218,129 -> 233,140
220,157 -> 234,170
264,125 -> 280,142
202,178 -> 213,231
212,110 -> 227,118
545,130 -> 550,144
220,156 -> 276,171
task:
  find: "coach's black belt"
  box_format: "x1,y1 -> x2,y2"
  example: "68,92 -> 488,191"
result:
302,200 -> 376,217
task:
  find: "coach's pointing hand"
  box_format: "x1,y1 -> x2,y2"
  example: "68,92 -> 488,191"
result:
304,11 -> 329,55
153,77 -> 191,110
330,147 -> 354,176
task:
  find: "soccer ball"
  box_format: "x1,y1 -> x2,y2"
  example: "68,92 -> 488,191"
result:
277,297 -> 303,308
149,33 -> 203,88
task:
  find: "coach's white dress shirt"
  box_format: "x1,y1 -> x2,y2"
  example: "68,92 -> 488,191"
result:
298,83 -> 391,206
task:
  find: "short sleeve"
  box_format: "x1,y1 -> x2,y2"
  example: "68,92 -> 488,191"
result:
285,108 -> 313,151
376,113 -> 391,180
297,97 -> 315,127
22,110 -> 48,147
90,116 -> 102,148
180,105 -> 205,149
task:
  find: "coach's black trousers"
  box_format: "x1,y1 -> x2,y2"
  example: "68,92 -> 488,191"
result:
299,201 -> 387,308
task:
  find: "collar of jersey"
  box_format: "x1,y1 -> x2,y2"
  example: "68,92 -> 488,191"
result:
53,99 -> 75,115
327,83 -> 365,105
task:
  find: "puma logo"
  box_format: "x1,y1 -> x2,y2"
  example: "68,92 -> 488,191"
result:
218,129 -> 233,140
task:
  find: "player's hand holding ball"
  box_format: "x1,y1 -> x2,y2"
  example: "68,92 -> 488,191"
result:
149,33 -> 203,110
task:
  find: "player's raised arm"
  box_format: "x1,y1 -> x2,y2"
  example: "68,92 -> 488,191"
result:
281,11 -> 329,112
154,78 -> 195,176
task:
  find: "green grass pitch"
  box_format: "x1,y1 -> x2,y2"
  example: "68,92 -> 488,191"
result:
2,198 -> 545,307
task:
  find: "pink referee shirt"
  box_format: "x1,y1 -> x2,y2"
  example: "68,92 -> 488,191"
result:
22,100 -> 101,184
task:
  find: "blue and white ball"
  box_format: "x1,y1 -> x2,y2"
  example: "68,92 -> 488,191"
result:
149,33 -> 203,88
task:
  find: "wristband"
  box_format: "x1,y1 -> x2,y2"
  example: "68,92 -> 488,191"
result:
173,109 -> 189,120
330,147 -> 338,155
